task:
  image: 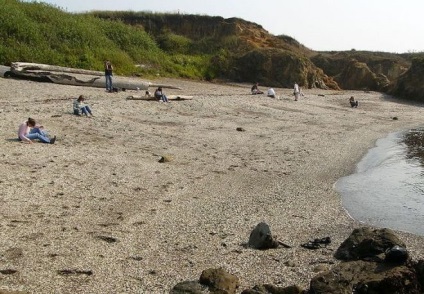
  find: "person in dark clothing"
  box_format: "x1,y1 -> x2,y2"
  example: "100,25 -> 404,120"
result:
104,60 -> 113,92
349,96 -> 359,108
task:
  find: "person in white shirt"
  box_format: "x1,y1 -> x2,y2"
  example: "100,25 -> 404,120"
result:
267,88 -> 276,98
294,83 -> 301,101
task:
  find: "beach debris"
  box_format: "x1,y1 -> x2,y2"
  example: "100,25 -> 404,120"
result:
236,127 -> 245,132
0,268 -> 18,275
6,62 -> 180,90
248,222 -> 279,249
57,269 -> 93,276
158,155 -> 172,163
318,94 -> 325,97
301,237 -> 331,250
392,116 -> 399,120
95,235 -> 119,243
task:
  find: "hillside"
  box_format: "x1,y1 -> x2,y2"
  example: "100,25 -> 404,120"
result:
1,0 -> 423,99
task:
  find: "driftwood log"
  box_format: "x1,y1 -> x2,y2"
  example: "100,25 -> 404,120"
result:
4,62 -> 182,91
11,62 -> 104,76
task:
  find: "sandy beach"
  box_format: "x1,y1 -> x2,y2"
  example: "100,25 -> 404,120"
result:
1,77 -> 423,293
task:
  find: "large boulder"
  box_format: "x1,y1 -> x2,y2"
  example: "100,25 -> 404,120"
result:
334,227 -> 405,261
309,260 -> 421,294
248,222 -> 279,250
199,268 -> 240,294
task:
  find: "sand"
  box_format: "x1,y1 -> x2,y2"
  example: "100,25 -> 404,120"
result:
1,77 -> 423,293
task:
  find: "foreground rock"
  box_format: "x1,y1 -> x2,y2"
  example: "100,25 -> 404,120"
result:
310,227 -> 422,293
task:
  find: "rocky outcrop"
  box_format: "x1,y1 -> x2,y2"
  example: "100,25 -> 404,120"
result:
171,227 -> 424,293
333,59 -> 390,91
309,260 -> 420,294
389,57 -> 424,102
232,48 -> 340,89
334,227 -> 405,260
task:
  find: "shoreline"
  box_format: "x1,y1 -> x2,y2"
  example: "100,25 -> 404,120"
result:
1,77 -> 423,293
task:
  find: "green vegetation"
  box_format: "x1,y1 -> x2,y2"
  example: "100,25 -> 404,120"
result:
0,0 -> 219,79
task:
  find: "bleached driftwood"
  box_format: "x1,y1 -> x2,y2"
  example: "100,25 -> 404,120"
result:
5,62 -> 181,91
126,95 -> 193,101
11,62 -> 104,76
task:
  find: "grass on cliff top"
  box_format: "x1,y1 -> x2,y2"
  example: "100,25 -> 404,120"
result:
0,0 -> 216,79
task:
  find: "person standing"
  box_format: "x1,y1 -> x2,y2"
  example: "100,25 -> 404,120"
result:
104,60 -> 113,92
18,118 -> 56,144
294,82 -> 301,101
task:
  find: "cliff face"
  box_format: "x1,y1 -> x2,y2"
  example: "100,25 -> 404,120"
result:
389,58 -> 424,102
93,12 -> 422,97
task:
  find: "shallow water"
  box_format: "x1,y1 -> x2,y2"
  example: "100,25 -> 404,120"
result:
336,128 -> 424,236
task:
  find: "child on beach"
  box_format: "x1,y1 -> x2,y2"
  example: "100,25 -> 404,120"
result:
73,95 -> 93,116
18,117 -> 56,144
349,96 -> 359,108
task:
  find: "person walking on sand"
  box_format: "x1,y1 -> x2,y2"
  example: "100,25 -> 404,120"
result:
18,117 -> 56,144
294,82 -> 301,101
73,95 -> 93,116
154,87 -> 169,103
104,60 -> 113,92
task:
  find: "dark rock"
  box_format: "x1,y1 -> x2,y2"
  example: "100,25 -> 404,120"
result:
309,260 -> 420,294
334,227 -> 405,261
0,269 -> 18,275
241,284 -> 304,294
248,222 -> 279,250
236,127 -> 245,132
385,245 -> 409,263
199,268 -> 239,294
413,259 -> 424,289
170,281 -> 207,294
95,235 -> 118,243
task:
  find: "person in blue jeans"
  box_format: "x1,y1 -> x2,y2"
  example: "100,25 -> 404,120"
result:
104,60 -> 113,92
73,95 -> 93,116
18,118 -> 56,144
154,87 -> 169,103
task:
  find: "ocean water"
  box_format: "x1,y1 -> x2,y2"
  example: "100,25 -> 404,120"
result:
335,128 -> 424,236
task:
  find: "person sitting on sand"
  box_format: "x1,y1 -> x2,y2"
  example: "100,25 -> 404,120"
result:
73,95 -> 93,116
251,83 -> 264,95
154,87 -> 169,103
267,88 -> 276,98
18,117 -> 56,144
349,96 -> 359,108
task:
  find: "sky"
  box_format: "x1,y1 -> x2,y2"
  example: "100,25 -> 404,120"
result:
25,0 -> 424,54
